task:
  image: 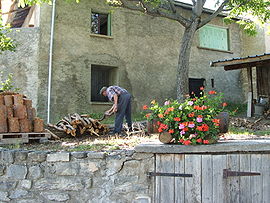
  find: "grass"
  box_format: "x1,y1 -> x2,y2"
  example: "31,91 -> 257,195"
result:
226,103 -> 247,117
228,127 -> 270,136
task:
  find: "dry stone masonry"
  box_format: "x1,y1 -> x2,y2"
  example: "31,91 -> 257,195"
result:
0,149 -> 154,203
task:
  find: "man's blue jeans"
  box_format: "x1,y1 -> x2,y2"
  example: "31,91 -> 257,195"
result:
113,93 -> 132,133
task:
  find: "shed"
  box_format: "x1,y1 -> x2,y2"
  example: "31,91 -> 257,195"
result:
210,53 -> 270,117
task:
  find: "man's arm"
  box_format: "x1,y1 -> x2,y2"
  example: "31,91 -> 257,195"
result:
106,94 -> 118,114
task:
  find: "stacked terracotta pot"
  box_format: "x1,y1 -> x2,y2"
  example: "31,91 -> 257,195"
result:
0,93 -> 44,133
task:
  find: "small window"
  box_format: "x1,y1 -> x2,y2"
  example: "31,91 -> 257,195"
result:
91,12 -> 111,36
91,65 -> 117,102
199,25 -> 229,51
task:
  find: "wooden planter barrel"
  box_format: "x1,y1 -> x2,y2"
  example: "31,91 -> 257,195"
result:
217,112 -> 230,133
147,120 -> 159,133
19,118 -> 32,133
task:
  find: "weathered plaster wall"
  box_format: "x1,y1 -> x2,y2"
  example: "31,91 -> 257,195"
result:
36,0 -> 267,122
0,28 -> 40,109
0,149 -> 154,203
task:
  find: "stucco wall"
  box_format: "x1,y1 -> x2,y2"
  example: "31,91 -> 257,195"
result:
0,28 -> 40,110
0,149 -> 153,203
37,0 -> 255,123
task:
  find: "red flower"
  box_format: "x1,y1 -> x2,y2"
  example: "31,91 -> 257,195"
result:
212,119 -> 220,124
200,86 -> 204,90
222,102 -> 228,107
145,113 -> 151,118
188,112 -> 195,117
196,138 -> 202,143
158,114 -> 164,118
201,105 -> 208,110
197,124 -> 209,132
183,127 -> 189,132
179,139 -> 184,143
157,121 -> 161,126
183,140 -> 191,145
183,122 -> 189,126
143,105 -> 148,110
168,129 -> 174,134
174,117 -> 181,121
158,127 -> 163,133
197,115 -> 203,118
167,107 -> 174,112
203,140 -> 209,144
208,90 -> 217,95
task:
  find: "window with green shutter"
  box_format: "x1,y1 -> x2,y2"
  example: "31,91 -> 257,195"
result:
199,25 -> 229,51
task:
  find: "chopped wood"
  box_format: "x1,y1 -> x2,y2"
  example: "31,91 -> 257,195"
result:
0,95 -> 4,105
13,94 -> 24,105
4,95 -> 13,106
49,113 -> 109,137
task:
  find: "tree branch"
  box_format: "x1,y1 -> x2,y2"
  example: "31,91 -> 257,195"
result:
108,0 -> 190,27
198,0 -> 229,28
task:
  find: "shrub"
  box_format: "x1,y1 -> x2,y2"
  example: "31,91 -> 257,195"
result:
144,88 -> 227,145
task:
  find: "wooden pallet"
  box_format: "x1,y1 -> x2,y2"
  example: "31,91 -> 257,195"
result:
0,132 -> 51,144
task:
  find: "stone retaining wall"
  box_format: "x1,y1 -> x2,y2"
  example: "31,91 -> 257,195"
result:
0,149 -> 154,203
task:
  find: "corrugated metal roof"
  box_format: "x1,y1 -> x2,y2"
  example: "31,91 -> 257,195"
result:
211,53 -> 270,66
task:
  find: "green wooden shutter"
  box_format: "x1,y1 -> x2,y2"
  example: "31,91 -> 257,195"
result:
107,13 -> 111,36
199,25 -> 229,51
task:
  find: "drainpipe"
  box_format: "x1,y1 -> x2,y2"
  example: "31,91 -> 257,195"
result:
47,0 -> 56,123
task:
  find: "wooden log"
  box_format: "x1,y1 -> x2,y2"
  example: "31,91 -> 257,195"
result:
4,95 -> 13,106
13,94 -> 24,105
19,118 -> 31,133
13,104 -> 27,119
0,118 -> 8,133
27,107 -> 36,121
23,98 -> 32,108
8,117 -> 20,132
0,105 -> 7,119
33,117 -> 44,133
6,106 -> 14,118
0,95 -> 4,105
159,132 -> 173,144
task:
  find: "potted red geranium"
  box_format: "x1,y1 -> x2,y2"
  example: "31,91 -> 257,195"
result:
143,88 -> 228,145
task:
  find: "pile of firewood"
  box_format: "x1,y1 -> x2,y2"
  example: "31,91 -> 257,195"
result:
48,113 -> 109,137
230,117 -> 270,131
0,92 -> 44,133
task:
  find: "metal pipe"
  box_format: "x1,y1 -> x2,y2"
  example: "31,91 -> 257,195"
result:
47,0 -> 56,123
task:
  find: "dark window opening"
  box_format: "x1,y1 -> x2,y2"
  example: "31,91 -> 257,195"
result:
91,65 -> 116,102
91,12 -> 110,36
211,79 -> 215,88
189,78 -> 205,98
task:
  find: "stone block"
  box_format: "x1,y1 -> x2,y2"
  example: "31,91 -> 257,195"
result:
6,164 -> 27,179
87,152 -> 106,159
0,181 -> 17,191
0,150 -> 14,164
9,189 -> 28,199
79,162 -> 99,175
0,191 -> 10,201
34,177 -> 84,191
28,165 -> 43,180
28,152 -> 47,162
14,151 -> 28,162
16,199 -> 43,203
71,152 -> 87,159
18,180 -> 32,190
41,192 -> 70,202
47,152 -> 70,162
51,162 -> 79,176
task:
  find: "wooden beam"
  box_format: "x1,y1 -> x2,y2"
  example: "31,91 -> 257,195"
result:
223,60 -> 270,71
211,55 -> 270,67
247,67 -> 254,117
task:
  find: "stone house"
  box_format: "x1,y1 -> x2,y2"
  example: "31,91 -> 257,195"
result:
0,0 -> 269,123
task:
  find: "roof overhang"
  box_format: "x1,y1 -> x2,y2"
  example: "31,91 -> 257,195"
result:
210,53 -> 270,71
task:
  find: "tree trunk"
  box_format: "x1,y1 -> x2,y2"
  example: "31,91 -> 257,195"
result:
176,19 -> 200,101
